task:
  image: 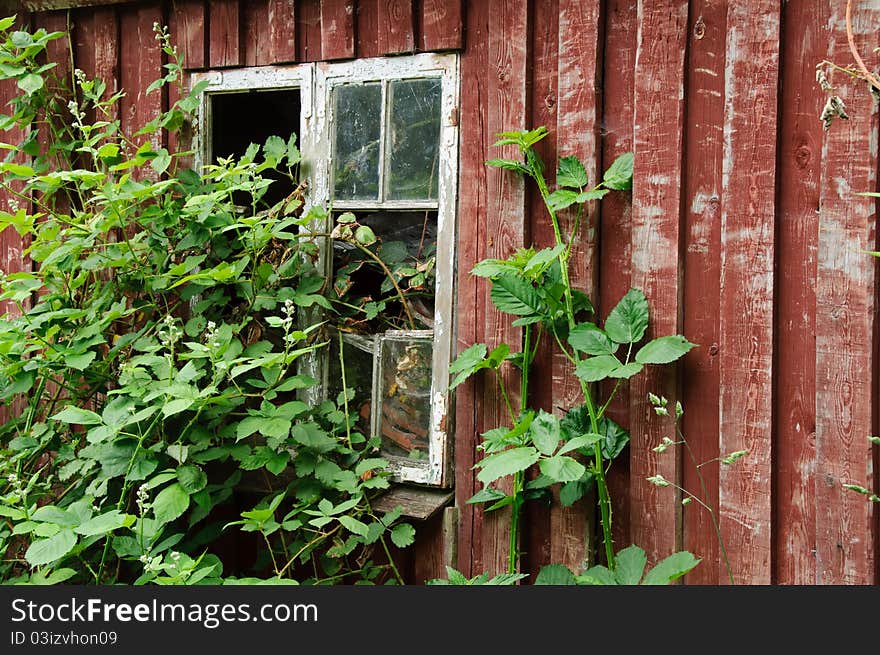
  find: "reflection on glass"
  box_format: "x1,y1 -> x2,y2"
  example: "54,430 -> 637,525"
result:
387,79 -> 442,200
333,84 -> 382,200
377,333 -> 433,460
327,333 -> 376,438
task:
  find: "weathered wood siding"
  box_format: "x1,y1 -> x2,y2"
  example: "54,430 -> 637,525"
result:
4,0 -> 879,584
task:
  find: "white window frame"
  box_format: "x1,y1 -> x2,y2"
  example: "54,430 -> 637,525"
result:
188,53 -> 459,488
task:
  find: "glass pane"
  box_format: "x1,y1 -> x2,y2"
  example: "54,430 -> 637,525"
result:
377,333 -> 433,460
327,332 -> 377,439
333,84 -> 382,200
331,211 -> 437,333
387,79 -> 442,200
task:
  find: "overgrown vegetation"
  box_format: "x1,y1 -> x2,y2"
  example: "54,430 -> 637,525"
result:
0,20 -> 415,585
448,127 -> 711,584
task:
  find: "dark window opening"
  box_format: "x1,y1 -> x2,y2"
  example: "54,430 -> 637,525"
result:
210,89 -> 301,208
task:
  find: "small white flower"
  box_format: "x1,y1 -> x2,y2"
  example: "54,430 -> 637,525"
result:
647,474 -> 671,488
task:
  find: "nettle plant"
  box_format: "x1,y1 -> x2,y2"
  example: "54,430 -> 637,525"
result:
0,20 -> 415,585
449,127 -> 700,582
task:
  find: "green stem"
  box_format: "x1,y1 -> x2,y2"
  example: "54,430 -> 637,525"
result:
527,145 -> 615,569
678,424 -> 735,584
338,330 -> 353,449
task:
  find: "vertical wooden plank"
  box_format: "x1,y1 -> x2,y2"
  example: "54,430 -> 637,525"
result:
208,0 -> 241,68
718,0 -> 780,585
377,0 -> 414,55
420,0 -> 461,51
92,6 -> 119,107
411,507 -> 458,583
523,0 -> 558,576
243,0 -> 272,67
167,2 -> 199,157
119,4 -> 163,156
775,0 -> 827,585
41,11 -> 71,88
296,0 -> 322,62
679,0 -> 726,584
814,1 -> 879,585
599,0 -> 636,557
628,0 -> 688,566
474,0 -> 529,577
548,0 -> 602,572
268,0 -> 296,63
355,0 -> 379,59
453,0 -> 489,577
170,0 -> 206,70
320,0 -> 355,60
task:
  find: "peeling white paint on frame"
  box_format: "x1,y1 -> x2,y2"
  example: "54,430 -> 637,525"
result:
188,53 -> 460,488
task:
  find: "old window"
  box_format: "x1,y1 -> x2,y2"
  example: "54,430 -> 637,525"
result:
191,54 -> 458,487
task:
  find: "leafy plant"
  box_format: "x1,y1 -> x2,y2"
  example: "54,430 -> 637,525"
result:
450,127 -> 697,576
0,19 -> 413,585
534,544 -> 700,586
427,565 -> 527,586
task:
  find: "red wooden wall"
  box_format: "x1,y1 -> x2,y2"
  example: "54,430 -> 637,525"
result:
3,0 -> 879,585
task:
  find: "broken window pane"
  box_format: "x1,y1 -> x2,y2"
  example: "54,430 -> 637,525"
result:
377,332 -> 433,460
386,79 -> 442,200
327,332 -> 377,439
331,210 -> 437,333
332,83 -> 382,201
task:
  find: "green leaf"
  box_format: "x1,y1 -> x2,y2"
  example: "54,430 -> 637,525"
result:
574,355 -> 622,382
176,465 -> 207,494
547,189 -> 579,212
557,433 -> 602,455
577,188 -> 609,202
604,288 -> 649,344
524,244 -> 566,275
25,529 -> 77,567
31,506 -> 78,527
486,158 -> 528,175
530,410 -> 561,455
559,477 -> 593,507
539,456 -> 586,483
467,488 -> 508,505
17,73 -> 44,96
642,551 -> 701,585
475,446 -> 540,485
603,151 -> 634,190
291,423 -> 336,453
354,225 -> 376,245
263,135 -> 287,164
66,351 -> 96,371
556,155 -> 588,189
598,416 -> 630,460
75,510 -> 133,537
338,515 -> 369,537
50,406 -> 103,426
608,362 -> 643,379
448,343 -> 488,389
613,545 -> 648,585
490,274 -> 542,316
577,565 -> 618,585
236,416 -> 262,441
568,323 -> 618,356
390,523 -> 416,548
162,398 -> 194,417
471,259 -> 515,278
150,148 -> 172,175
152,483 -> 190,525
635,335 -> 697,364
535,563 -> 578,585
266,452 -> 289,476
